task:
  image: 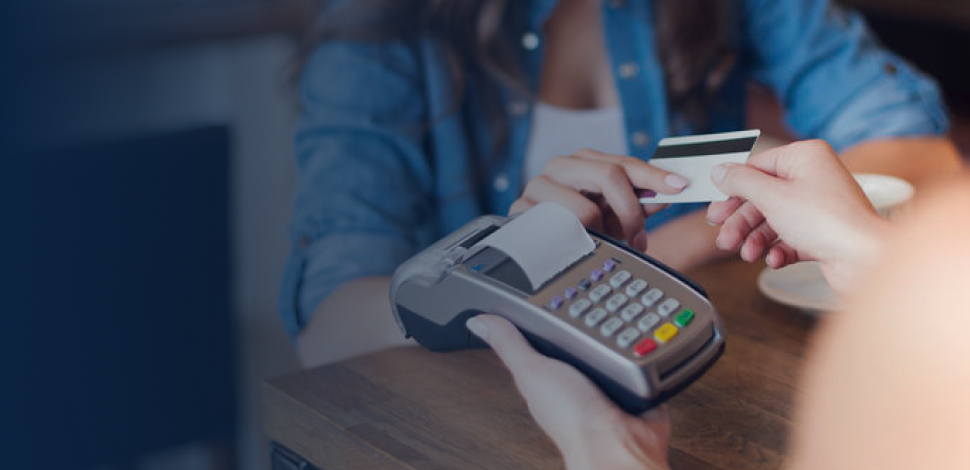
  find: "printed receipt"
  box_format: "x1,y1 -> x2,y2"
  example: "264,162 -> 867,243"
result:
474,202 -> 595,290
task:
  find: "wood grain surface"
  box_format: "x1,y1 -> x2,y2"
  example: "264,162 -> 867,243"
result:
262,259 -> 821,470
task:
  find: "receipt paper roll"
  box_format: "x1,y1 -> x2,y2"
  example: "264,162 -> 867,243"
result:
473,202 -> 595,291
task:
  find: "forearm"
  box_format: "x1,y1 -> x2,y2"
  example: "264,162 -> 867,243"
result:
296,277 -> 413,368
839,136 -> 964,190
786,178 -> 970,470
646,211 -> 729,270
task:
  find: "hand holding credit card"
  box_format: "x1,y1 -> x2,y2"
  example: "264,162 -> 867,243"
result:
639,130 -> 760,204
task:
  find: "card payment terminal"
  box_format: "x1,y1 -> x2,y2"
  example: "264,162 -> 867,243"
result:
389,204 -> 725,413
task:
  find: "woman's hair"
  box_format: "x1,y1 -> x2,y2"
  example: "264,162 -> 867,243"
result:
297,0 -> 735,153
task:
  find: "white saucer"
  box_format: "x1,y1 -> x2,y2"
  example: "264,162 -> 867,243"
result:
757,262 -> 841,313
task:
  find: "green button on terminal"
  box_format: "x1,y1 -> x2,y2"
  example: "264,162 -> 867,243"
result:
674,309 -> 694,328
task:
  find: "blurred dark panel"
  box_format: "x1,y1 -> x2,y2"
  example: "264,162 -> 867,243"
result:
30,0 -> 313,56
859,8 -> 970,116
843,0 -> 970,31
2,126 -> 236,469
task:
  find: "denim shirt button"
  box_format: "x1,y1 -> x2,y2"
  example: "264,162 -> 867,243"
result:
521,32 -> 540,51
608,0 -> 626,9
631,131 -> 650,148
493,173 -> 511,192
297,236 -> 310,250
618,62 -> 640,79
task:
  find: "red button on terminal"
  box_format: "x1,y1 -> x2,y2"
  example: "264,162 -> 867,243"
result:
633,338 -> 657,357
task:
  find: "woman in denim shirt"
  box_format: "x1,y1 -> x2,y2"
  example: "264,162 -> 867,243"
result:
284,0 -> 962,365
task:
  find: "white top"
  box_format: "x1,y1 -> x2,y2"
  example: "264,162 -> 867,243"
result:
523,102 -> 629,182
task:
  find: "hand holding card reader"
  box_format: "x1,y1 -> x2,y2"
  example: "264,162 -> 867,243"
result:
390,203 -> 724,413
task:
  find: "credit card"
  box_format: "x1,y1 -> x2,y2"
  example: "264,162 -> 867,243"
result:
639,129 -> 761,204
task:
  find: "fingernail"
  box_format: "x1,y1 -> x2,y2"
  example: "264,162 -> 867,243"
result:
711,164 -> 728,184
715,234 -> 726,250
632,229 -> 647,252
638,189 -> 657,199
705,218 -> 718,227
664,174 -> 689,189
466,317 -> 488,339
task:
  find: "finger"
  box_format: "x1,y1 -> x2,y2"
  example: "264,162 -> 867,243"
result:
766,241 -> 810,269
584,193 -> 626,241
743,139 -> 838,181
509,198 -> 535,216
711,162 -> 786,207
466,316 -> 613,413
740,220 -> 779,262
634,405 -> 673,451
543,157 -> 644,243
766,244 -> 790,269
467,315 -> 607,407
601,208 -> 631,245
465,315 -> 576,441
520,175 -> 605,232
467,315 -> 624,446
716,201 -> 766,252
706,196 -> 745,225
639,404 -> 671,426
642,203 -> 669,217
466,315 -> 544,376
573,148 -> 689,195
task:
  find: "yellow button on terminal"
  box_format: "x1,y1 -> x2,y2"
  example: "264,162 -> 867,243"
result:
654,323 -> 679,344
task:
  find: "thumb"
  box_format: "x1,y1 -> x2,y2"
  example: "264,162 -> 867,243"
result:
711,162 -> 784,204
466,315 -> 542,374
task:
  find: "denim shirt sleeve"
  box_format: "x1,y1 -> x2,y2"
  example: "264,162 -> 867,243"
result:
740,0 -> 950,150
279,40 -> 438,337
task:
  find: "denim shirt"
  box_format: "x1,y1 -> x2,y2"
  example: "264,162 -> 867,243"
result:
280,0 -> 949,337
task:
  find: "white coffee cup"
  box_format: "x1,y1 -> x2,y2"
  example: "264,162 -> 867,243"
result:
852,173 -> 915,218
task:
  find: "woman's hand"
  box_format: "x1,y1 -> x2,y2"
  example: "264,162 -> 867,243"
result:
706,140 -> 889,292
466,314 -> 672,470
511,149 -> 688,252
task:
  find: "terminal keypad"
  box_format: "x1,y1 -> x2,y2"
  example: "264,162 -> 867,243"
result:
545,257 -> 697,358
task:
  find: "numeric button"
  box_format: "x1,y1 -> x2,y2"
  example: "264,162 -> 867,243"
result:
585,307 -> 608,327
625,278 -> 648,297
641,287 -> 663,307
589,284 -> 612,303
568,298 -> 592,318
637,313 -> 661,332
605,293 -> 628,312
600,317 -> 624,337
617,327 -> 640,348
609,270 -> 631,288
657,298 -> 680,317
620,302 -> 644,322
